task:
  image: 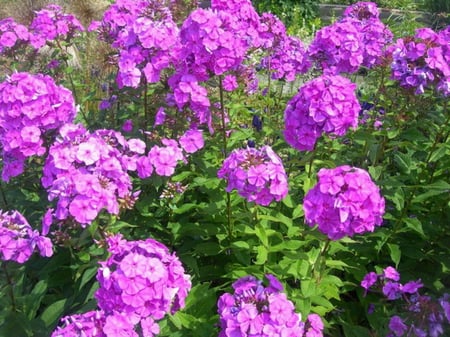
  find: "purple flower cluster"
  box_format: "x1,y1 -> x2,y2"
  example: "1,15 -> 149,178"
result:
390,27 -> 450,96
303,165 -> 385,240
217,146 -> 288,206
308,18 -> 364,74
51,310 -> 106,337
284,75 -> 360,151
343,1 -> 380,20
0,209 -> 53,263
95,0 -> 179,88
309,2 -> 392,73
41,124 -> 145,226
95,234 -> 191,335
0,18 -> 29,54
361,266 -> 450,337
218,274 -> 324,337
53,234 -> 190,336
29,4 -> 84,49
0,72 -> 76,182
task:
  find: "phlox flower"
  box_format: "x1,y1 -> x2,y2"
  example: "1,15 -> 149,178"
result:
218,274 -> 323,337
0,72 -> 76,181
179,129 -> 204,154
94,234 -> 191,335
389,27 -> 450,96
304,166 -> 385,240
218,146 -> 288,206
0,209 -> 53,263
42,124 -> 145,227
284,75 -> 360,152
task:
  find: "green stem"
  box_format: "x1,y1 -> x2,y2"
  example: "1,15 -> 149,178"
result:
219,76 -> 233,239
1,262 -> 16,311
312,238 -> 331,282
55,39 -> 90,126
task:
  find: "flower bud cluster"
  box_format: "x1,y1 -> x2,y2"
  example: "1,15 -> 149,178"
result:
0,209 -> 53,263
390,27 -> 450,96
361,266 -> 450,337
41,124 -> 145,226
303,165 -> 385,240
217,146 -> 288,206
284,75 -> 360,151
0,72 -> 76,181
218,275 -> 324,337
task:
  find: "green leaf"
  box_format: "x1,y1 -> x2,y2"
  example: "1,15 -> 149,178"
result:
403,217 -> 424,236
231,241 -> 250,250
40,299 -> 67,328
429,144 -> 449,162
387,243 -> 401,267
255,223 -> 268,247
394,153 -> 411,174
254,245 -> 268,265
342,324 -> 372,337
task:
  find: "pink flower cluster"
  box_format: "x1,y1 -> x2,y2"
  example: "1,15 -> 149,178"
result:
303,166 -> 385,240
0,209 -> 53,263
284,75 -> 360,151
343,1 -> 380,20
41,124 -> 145,226
51,310 -> 106,337
218,275 -> 324,337
361,266 -> 450,337
217,146 -> 288,206
53,234 -> 191,336
95,234 -> 191,336
0,72 -> 76,181
0,18 -> 29,54
259,14 -> 311,83
95,0 -> 179,88
390,27 -> 450,96
309,2 -> 392,73
29,4 -> 84,49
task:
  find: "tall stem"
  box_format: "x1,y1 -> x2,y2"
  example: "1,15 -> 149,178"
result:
1,262 -> 16,311
219,76 -> 233,239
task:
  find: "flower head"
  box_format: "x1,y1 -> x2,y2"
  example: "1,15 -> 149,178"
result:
304,166 -> 385,240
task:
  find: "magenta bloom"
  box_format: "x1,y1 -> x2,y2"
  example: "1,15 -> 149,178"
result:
308,18 -> 364,74
52,311 -> 106,337
95,234 -> 191,333
42,124 -> 145,227
303,166 -> 385,240
218,146 -> 288,206
390,27 -> 450,96
383,266 -> 401,281
218,275 -> 323,337
179,129 -> 204,154
0,209 -> 53,263
284,75 -> 360,152
0,72 -> 76,181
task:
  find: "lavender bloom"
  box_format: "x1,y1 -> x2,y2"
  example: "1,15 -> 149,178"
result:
303,166 -> 385,240
218,275 -> 323,337
42,124 -> 146,227
95,234 -> 191,333
389,27 -> 450,96
0,72 -> 76,181
0,210 -> 53,263
217,146 -> 289,206
284,75 -> 360,152
308,18 -> 364,74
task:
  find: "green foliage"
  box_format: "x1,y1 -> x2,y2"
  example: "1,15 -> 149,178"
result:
0,2 -> 449,337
